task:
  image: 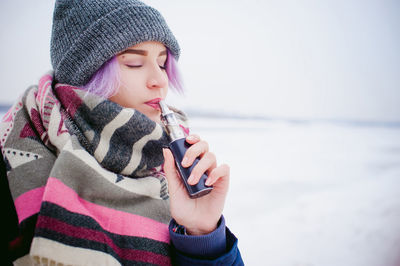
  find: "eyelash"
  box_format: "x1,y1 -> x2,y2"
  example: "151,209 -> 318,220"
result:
126,65 -> 166,70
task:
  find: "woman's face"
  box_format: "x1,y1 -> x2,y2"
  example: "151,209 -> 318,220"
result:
109,41 -> 169,123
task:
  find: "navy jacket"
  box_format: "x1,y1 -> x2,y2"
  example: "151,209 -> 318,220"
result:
169,216 -> 244,265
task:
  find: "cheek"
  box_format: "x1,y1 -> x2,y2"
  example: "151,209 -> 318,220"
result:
119,69 -> 144,90
162,86 -> 169,97
110,74 -> 142,108
109,88 -> 136,108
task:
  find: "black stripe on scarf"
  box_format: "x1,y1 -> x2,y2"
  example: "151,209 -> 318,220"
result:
35,202 -> 171,261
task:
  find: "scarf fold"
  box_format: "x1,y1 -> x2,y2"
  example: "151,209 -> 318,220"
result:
1,72 -> 188,265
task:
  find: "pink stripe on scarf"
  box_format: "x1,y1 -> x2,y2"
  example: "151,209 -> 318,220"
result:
179,124 -> 190,136
37,216 -> 171,265
37,74 -> 52,108
14,187 -> 45,223
38,73 -> 52,90
43,177 -> 170,243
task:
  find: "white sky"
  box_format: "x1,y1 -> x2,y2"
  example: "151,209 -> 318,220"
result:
1,0 -> 399,122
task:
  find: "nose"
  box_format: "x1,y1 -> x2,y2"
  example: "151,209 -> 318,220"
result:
146,64 -> 168,90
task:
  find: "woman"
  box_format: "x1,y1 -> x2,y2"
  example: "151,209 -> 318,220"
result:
0,0 -> 243,265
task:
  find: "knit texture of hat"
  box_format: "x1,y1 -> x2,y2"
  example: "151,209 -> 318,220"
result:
50,0 -> 180,86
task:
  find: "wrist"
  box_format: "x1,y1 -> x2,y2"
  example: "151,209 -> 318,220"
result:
183,216 -> 221,235
185,224 -> 218,236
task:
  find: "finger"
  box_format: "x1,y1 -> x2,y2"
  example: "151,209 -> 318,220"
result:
181,140 -> 209,167
205,163 -> 230,186
185,134 -> 200,145
187,152 -> 217,185
162,148 -> 182,193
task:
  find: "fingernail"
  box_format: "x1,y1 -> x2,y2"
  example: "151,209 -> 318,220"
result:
187,135 -> 196,141
181,157 -> 188,167
205,178 -> 212,186
188,175 -> 194,185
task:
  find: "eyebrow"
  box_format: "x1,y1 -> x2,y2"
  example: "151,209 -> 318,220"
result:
119,49 -> 167,56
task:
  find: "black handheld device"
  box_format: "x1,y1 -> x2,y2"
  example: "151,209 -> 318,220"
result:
159,100 -> 213,198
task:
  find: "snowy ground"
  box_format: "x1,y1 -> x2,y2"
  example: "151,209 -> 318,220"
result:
189,117 -> 400,266
2,109 -> 399,265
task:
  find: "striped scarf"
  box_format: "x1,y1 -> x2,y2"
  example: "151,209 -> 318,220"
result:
1,72 -> 187,265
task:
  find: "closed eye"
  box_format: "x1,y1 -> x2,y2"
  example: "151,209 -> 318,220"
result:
126,65 -> 142,68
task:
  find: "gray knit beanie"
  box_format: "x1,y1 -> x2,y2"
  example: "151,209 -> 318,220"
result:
50,0 -> 180,86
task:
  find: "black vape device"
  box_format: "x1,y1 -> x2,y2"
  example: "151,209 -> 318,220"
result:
159,100 -> 213,198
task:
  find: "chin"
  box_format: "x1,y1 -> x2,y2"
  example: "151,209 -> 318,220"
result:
151,115 -> 162,124
143,112 -> 161,123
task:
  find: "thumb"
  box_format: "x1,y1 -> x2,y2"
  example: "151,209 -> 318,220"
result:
162,148 -> 181,192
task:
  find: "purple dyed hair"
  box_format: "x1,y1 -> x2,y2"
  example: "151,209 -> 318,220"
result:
81,49 -> 184,98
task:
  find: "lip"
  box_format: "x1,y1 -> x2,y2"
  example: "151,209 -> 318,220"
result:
145,98 -> 162,110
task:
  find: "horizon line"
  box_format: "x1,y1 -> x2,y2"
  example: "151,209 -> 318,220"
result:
0,104 -> 399,128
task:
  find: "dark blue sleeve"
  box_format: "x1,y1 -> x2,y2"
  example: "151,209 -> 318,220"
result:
169,216 -> 244,265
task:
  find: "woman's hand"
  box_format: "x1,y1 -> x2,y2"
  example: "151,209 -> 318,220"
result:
162,134 -> 230,235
